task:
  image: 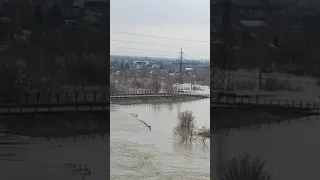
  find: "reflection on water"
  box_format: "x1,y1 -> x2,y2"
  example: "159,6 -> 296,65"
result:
110,99 -> 210,180
213,116 -> 320,180
151,104 -> 162,113
167,103 -> 174,112
0,132 -> 110,180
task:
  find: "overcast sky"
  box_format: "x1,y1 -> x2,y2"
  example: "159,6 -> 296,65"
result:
110,0 -> 210,60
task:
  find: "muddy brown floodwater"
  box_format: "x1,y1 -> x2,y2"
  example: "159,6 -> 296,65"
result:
0,99 -> 210,180
211,115 -> 320,180
110,99 -> 210,180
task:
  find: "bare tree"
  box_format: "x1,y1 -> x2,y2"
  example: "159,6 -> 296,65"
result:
221,152 -> 272,180
110,80 -> 118,94
0,49 -> 26,102
164,76 -> 175,93
173,111 -> 198,143
150,74 -> 161,93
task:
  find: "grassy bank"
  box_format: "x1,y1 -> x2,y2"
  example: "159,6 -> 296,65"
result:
111,96 -> 208,105
0,112 -> 109,137
212,106 -> 318,129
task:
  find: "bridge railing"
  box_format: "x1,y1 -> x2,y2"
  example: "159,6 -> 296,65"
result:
110,89 -> 210,98
110,89 -> 180,95
0,89 -> 211,105
212,94 -> 319,110
0,91 -> 109,104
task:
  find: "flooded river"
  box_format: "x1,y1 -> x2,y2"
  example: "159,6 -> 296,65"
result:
110,99 -> 210,180
0,133 -> 110,180
1,96 -> 318,180
214,116 -> 320,180
0,98 -> 210,180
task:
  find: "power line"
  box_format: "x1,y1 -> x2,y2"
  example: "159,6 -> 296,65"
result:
110,50 -> 205,60
111,18 -> 209,28
111,45 -> 179,54
111,31 -> 209,43
110,45 -> 208,58
110,39 -> 209,51
110,50 -> 179,59
111,8 -> 209,22
111,18 -> 161,26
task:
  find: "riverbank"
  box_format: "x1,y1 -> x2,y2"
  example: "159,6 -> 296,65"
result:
212,106 -> 319,129
0,112 -> 109,137
111,96 -> 208,105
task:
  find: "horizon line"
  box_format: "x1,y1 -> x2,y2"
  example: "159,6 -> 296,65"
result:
110,54 -> 210,61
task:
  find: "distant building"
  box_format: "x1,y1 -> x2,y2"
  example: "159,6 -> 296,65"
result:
133,61 -> 149,67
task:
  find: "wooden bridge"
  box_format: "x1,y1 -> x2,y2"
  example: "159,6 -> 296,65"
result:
0,91 -> 109,115
0,90 -> 210,115
110,90 -> 210,99
0,89 -> 318,115
211,92 -> 320,113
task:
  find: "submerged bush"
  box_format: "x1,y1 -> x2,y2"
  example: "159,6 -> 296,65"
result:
173,110 -> 197,143
198,126 -> 210,143
221,152 -> 272,180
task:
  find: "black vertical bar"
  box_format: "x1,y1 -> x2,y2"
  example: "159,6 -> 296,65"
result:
48,93 -> 51,104
26,93 -> 29,103
66,92 -> 69,103
75,92 -> 78,103
57,93 -> 60,103
84,92 -> 87,101
37,92 -> 40,103
103,92 -> 106,101
94,91 -> 97,102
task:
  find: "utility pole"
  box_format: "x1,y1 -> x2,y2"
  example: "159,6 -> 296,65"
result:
179,48 -> 183,90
